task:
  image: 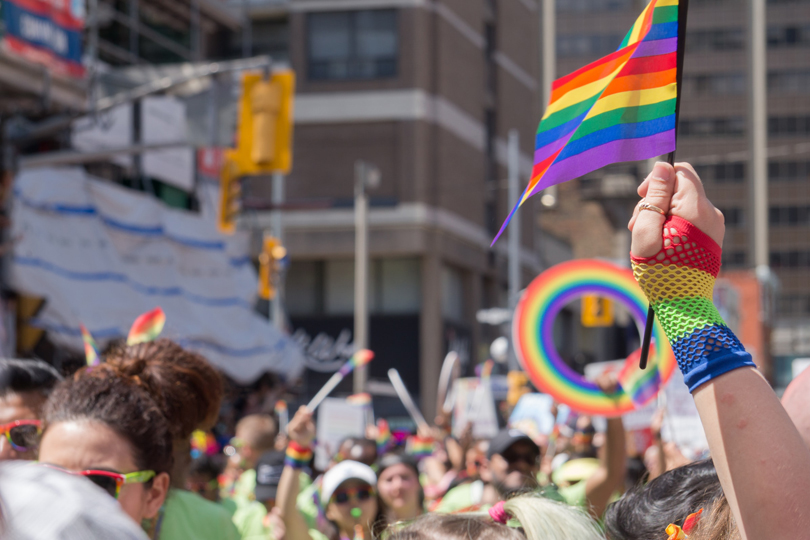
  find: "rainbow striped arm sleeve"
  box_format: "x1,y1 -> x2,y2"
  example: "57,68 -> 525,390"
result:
631,216 -> 756,392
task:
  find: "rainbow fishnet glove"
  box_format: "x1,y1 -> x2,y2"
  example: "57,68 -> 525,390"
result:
631,216 -> 756,392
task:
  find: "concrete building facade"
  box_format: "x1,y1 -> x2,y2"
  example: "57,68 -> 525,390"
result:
245,0 -> 554,416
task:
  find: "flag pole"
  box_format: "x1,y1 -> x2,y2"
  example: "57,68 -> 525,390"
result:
640,0 -> 689,370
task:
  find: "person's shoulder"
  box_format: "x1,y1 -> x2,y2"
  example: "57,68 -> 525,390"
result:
163,489 -> 240,539
433,482 -> 477,513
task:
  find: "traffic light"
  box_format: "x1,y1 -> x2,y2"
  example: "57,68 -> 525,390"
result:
258,236 -> 287,300
235,71 -> 295,174
581,295 -> 614,327
218,152 -> 242,234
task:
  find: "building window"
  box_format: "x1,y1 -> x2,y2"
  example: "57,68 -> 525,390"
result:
251,19 -> 290,62
771,251 -> 810,268
769,116 -> 810,137
718,207 -> 745,227
769,70 -> 810,93
286,261 -> 325,316
307,10 -> 398,81
558,34 -> 623,58
695,162 -> 745,183
683,73 -> 745,96
769,160 -> 810,181
769,206 -> 810,226
687,29 -> 745,52
557,0 -> 634,11
441,266 -> 465,323
681,117 -> 745,137
722,250 -> 747,268
768,24 -> 810,47
777,295 -> 810,317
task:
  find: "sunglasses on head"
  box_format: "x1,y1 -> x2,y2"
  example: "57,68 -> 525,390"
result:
0,420 -> 42,452
40,464 -> 156,499
331,486 -> 375,505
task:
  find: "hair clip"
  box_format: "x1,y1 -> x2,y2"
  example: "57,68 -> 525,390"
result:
489,501 -> 509,524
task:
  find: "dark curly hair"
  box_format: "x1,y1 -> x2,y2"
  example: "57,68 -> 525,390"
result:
44,370 -> 173,476
104,339 -> 224,440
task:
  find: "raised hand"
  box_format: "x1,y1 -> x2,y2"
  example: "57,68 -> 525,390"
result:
628,162 -> 725,258
287,406 -> 315,448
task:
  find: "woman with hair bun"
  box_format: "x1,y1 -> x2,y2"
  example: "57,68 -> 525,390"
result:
39,368 -> 173,525
39,339 -> 239,540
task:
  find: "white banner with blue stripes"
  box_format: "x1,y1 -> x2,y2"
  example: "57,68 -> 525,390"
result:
10,167 -> 305,383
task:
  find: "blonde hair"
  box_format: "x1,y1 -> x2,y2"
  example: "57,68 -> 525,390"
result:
235,414 -> 277,452
384,494 -> 604,540
686,496 -> 740,540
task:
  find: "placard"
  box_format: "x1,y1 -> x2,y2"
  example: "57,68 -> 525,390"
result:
315,398 -> 368,470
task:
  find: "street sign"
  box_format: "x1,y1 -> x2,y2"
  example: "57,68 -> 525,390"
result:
581,295 -> 613,327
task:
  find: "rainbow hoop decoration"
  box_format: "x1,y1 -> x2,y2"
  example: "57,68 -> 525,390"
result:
513,259 -> 676,417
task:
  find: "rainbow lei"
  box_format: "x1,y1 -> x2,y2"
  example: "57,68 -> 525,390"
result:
631,217 -> 755,392
285,441 -> 313,469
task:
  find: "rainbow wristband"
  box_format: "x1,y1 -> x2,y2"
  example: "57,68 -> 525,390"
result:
285,442 -> 313,469
631,216 -> 756,392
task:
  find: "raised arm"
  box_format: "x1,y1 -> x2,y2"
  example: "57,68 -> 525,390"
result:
629,162 -> 810,539
585,374 -> 626,518
276,406 -> 316,540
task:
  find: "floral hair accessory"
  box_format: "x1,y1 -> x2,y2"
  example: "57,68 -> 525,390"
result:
665,508 -> 703,539
489,501 -> 509,524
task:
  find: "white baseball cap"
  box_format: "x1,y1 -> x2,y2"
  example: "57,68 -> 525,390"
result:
320,460 -> 377,507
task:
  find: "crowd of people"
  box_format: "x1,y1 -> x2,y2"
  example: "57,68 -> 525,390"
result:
1,162 -> 809,539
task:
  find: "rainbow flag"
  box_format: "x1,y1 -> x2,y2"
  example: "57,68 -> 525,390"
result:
376,419 -> 393,455
337,349 -> 374,377
80,324 -> 101,366
406,435 -> 435,460
618,347 -> 662,407
346,393 -> 372,406
493,0 -> 687,244
127,307 -> 166,345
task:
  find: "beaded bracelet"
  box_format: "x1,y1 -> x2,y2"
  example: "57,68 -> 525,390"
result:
285,441 -> 313,469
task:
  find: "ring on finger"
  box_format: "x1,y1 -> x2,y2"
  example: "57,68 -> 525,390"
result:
639,202 -> 666,215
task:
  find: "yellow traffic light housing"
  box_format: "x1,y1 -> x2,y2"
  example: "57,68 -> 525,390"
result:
581,295 -> 614,327
218,152 -> 242,234
236,71 -> 295,174
258,236 -> 286,300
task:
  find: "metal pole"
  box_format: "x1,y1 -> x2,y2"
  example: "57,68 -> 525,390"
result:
271,172 -> 285,329
748,0 -> 768,270
507,130 -> 521,371
540,0 -> 557,207
354,162 -> 369,393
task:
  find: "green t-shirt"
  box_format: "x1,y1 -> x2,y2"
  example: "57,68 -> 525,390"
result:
156,489 -> 240,540
434,480 -> 566,513
233,469 -> 257,506
233,472 -> 316,540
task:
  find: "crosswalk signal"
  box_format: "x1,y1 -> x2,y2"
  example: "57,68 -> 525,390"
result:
218,153 -> 242,234
581,295 -> 614,327
258,236 -> 287,300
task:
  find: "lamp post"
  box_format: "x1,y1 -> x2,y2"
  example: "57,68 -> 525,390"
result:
354,161 -> 381,393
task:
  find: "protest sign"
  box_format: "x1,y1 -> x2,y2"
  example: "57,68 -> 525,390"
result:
452,378 -> 499,439
315,398 -> 368,470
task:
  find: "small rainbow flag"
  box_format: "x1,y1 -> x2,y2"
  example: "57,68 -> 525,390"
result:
618,347 -> 662,408
80,324 -> 101,366
127,307 -> 166,346
406,435 -> 435,460
376,419 -> 393,455
337,350 -> 374,377
275,400 -> 288,415
347,393 -> 372,406
476,359 -> 494,379
493,0 -> 687,244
